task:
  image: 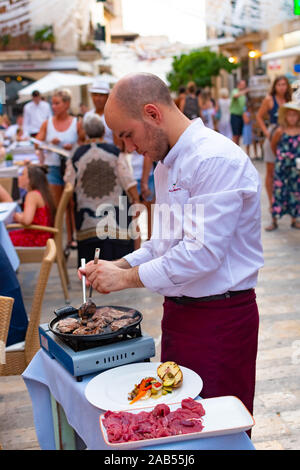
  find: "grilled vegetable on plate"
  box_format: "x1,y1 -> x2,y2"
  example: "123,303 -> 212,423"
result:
127,362 -> 183,404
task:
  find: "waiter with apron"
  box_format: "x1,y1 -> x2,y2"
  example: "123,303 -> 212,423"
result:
79,73 -> 264,420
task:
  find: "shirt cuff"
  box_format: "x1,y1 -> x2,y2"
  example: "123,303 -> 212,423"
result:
138,257 -> 176,293
123,246 -> 153,267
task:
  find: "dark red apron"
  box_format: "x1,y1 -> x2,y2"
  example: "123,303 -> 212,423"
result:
161,290 -> 259,420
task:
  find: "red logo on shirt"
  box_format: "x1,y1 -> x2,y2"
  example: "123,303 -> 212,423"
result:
169,183 -> 182,192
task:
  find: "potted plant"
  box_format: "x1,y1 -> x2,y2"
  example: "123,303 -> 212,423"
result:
0,34 -> 11,51
34,26 -> 55,51
5,153 -> 13,167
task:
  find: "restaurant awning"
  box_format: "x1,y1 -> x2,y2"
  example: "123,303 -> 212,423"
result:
261,45 -> 300,62
17,72 -> 94,100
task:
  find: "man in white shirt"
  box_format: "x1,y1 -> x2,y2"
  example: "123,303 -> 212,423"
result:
83,78 -> 114,144
79,73 -> 264,419
23,90 -> 52,137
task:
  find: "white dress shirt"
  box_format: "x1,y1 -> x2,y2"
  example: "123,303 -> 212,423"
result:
124,118 -> 264,297
23,100 -> 52,135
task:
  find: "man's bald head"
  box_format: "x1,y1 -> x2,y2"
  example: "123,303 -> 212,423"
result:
108,73 -> 174,119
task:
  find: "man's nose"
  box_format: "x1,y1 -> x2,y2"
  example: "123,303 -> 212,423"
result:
124,140 -> 137,153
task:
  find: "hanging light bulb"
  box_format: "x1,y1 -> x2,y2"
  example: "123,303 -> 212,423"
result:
228,56 -> 238,64
248,50 -> 262,59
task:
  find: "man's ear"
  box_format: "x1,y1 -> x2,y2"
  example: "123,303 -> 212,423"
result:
143,104 -> 162,125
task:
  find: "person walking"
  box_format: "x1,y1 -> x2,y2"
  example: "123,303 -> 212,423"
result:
83,78 -> 114,145
131,151 -> 155,247
256,76 -> 292,211
23,90 -> 52,137
78,73 -> 264,419
64,113 -> 139,266
230,80 -> 249,145
200,89 -> 215,130
242,100 -> 254,157
216,88 -> 232,139
174,86 -> 186,109
36,89 -> 80,250
179,81 -> 200,120
265,101 -> 300,231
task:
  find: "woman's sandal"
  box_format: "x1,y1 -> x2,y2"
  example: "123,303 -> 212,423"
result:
265,221 -> 278,232
64,240 -> 78,259
65,239 -> 78,250
291,222 -> 300,230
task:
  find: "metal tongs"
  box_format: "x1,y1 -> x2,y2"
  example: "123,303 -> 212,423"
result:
79,248 -> 100,324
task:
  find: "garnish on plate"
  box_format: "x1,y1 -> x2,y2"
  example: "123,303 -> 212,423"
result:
127,362 -> 183,404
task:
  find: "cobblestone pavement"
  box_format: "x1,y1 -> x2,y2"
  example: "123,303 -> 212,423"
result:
0,159 -> 299,450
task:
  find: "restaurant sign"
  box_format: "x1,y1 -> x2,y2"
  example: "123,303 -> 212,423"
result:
0,58 -> 80,73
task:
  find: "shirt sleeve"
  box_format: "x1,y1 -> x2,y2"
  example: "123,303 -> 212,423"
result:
138,157 -> 258,293
123,239 -> 154,267
22,104 -> 30,134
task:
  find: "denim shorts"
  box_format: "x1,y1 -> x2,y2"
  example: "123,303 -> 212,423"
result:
47,165 -> 64,186
230,114 -> 244,136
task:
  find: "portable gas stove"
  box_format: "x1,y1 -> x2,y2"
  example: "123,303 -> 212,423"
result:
39,322 -> 156,381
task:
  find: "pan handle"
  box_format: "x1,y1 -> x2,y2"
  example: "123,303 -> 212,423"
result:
54,305 -> 78,317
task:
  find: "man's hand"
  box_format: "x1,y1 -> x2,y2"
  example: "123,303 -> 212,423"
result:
78,259 -> 144,294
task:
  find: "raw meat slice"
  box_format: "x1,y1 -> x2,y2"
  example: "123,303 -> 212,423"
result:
102,398 -> 205,443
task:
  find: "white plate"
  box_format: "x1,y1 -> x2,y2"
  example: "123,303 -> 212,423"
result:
85,362 -> 203,411
99,396 -> 255,449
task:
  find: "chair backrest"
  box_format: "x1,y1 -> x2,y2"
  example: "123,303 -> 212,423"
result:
0,296 -> 14,364
52,181 -> 73,244
24,238 -> 56,363
0,177 -> 13,196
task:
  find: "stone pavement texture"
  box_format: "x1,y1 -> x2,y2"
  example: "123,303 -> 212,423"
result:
0,159 -> 300,450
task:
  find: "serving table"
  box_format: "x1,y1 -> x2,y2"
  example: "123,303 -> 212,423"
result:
22,349 -> 255,451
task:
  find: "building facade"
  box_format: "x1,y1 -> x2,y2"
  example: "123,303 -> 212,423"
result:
0,0 -> 115,118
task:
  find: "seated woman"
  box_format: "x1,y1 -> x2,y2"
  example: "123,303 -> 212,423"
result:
9,164 -> 56,247
64,113 -> 140,266
0,243 -> 28,346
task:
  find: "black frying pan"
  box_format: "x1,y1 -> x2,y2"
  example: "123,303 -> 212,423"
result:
49,305 -> 143,345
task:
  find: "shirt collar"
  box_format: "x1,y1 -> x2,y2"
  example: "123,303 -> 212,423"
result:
163,118 -> 204,169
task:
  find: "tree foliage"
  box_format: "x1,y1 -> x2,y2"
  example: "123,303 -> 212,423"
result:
167,48 -> 240,91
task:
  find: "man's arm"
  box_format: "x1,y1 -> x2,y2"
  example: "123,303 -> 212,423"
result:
79,260 -> 144,294
232,88 -> 249,99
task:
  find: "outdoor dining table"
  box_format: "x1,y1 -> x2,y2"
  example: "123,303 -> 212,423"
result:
0,201 -> 20,271
22,349 -> 255,451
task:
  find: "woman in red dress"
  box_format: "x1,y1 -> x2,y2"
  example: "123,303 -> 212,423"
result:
9,164 -> 56,247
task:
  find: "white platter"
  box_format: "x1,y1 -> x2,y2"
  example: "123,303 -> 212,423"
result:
85,362 -> 203,411
99,395 -> 255,450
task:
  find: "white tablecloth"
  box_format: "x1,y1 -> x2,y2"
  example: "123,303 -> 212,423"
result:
0,202 -> 20,271
0,165 -> 19,177
22,349 -> 255,451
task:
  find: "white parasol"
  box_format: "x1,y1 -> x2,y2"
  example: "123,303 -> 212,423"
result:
18,72 -> 95,99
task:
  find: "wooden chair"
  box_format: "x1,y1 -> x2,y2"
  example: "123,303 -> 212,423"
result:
7,182 -> 73,303
0,239 -> 56,376
0,177 -> 13,196
0,296 -> 14,365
